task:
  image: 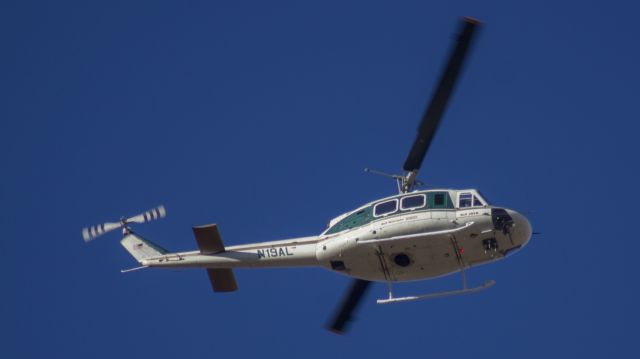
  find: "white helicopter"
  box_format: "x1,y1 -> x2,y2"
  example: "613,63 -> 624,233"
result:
83,18 -> 532,334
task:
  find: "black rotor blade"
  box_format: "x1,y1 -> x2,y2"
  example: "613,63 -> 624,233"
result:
327,279 -> 372,334
403,17 -> 481,172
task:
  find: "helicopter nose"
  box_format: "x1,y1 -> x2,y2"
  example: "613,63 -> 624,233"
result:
506,209 -> 533,247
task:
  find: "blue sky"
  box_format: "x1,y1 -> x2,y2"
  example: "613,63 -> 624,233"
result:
2,0 -> 639,357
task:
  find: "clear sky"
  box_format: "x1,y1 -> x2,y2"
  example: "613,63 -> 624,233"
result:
2,0 -> 639,357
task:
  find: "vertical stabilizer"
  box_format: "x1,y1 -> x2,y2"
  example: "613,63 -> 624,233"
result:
120,233 -> 168,263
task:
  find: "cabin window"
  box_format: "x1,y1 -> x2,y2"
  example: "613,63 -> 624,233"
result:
325,206 -> 374,234
401,194 -> 426,210
374,199 -> 398,217
428,192 -> 453,209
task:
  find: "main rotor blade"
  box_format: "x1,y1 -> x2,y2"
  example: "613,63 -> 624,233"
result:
327,279 -> 372,334
403,17 -> 481,172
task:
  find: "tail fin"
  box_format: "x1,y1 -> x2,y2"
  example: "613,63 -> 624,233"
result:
120,232 -> 168,263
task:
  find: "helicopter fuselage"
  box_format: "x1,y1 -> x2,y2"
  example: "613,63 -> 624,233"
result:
139,189 -> 531,283
316,203 -> 531,282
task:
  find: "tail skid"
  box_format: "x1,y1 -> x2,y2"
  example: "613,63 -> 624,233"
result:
120,265 -> 149,273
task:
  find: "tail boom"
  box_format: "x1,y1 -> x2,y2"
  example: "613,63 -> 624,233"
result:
119,224 -> 320,293
139,238 -> 320,269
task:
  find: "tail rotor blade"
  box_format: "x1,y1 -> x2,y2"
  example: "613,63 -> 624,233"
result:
82,205 -> 167,242
126,205 -> 166,224
82,222 -> 122,242
327,279 -> 372,334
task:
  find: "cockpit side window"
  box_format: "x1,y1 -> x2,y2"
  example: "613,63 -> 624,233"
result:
459,192 -> 485,208
459,193 -> 473,208
374,199 -> 398,217
401,194 -> 426,210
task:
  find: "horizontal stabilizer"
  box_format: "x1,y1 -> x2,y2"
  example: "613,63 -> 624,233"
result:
192,224 -> 239,292
192,224 -> 225,254
207,269 -> 238,292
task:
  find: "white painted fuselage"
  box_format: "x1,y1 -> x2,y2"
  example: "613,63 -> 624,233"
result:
139,189 -> 532,283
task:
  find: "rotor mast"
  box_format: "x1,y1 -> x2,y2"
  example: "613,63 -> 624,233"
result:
399,171 -> 419,193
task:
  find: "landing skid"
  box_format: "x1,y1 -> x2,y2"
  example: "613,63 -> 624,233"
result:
377,266 -> 496,304
377,279 -> 495,304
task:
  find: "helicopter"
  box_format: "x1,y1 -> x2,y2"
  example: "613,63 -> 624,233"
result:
83,17 -> 532,334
